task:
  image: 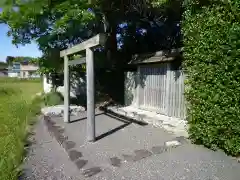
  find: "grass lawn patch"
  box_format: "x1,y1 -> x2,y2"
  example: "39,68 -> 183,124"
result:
0,77 -> 43,180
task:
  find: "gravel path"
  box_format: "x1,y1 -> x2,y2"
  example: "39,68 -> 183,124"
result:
20,117 -> 83,180
21,114 -> 240,180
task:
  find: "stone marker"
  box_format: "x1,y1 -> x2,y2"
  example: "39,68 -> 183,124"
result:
122,154 -> 135,162
151,146 -> 168,154
133,149 -> 152,161
75,159 -> 88,169
110,157 -> 121,167
83,167 -> 102,177
68,150 -> 83,161
63,141 -> 76,150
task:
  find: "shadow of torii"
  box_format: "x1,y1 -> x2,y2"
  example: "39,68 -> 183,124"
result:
68,109 -> 148,141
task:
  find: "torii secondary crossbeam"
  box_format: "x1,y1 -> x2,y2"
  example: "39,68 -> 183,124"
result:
60,34 -> 106,142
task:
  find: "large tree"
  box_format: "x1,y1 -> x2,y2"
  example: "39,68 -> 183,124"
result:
0,0 -> 181,102
1,0 -> 101,79
0,0 -> 181,64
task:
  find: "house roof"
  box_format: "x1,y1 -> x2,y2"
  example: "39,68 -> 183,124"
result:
129,48 -> 182,64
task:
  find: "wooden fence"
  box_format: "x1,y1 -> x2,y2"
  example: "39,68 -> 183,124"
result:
125,62 -> 186,120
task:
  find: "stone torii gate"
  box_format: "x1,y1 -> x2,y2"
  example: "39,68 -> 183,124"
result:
60,34 -> 106,142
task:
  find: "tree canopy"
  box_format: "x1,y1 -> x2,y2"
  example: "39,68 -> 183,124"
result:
0,0 -> 181,67
0,0 -> 181,102
5,56 -> 39,65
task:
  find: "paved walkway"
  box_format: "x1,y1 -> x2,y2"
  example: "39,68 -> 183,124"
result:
22,111 -> 240,180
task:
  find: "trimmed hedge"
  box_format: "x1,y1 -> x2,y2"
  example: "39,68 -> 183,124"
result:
183,1 -> 240,155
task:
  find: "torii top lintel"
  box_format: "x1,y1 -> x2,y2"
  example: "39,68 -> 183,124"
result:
60,33 -> 106,57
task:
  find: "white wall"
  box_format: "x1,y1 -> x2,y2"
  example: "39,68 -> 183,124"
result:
8,72 -> 19,78
124,71 -> 138,106
43,75 -> 52,93
43,75 -> 86,98
43,75 -> 68,95
21,64 -> 39,71
20,71 -> 41,78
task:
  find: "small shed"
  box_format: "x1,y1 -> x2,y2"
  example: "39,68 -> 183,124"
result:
125,49 -> 186,120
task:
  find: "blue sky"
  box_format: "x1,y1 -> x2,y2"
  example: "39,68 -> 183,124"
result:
0,24 -> 42,62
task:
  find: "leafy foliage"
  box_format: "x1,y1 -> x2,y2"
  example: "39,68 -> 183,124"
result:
5,56 -> 39,65
0,0 -> 181,62
0,0 -> 96,47
1,0 -> 182,101
1,0 -> 98,76
183,0 -> 240,156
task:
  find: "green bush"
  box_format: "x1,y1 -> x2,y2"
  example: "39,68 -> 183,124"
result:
183,1 -> 240,155
43,92 -> 63,106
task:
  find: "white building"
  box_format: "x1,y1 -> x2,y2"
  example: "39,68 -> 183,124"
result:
20,63 -> 40,78
8,62 -> 40,78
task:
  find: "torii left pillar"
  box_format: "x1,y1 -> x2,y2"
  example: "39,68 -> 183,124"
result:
86,48 -> 95,142
63,52 -> 95,142
64,55 -> 70,124
61,34 -> 105,142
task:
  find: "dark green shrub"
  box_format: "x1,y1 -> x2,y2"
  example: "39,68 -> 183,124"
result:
183,1 -> 240,156
30,95 -> 44,115
43,92 -> 63,106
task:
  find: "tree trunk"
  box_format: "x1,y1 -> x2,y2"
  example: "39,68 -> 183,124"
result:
106,25 -> 118,65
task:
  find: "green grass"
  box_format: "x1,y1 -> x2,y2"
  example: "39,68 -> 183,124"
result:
0,77 -> 43,180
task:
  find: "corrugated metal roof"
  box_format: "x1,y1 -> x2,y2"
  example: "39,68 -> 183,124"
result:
129,48 -> 182,64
